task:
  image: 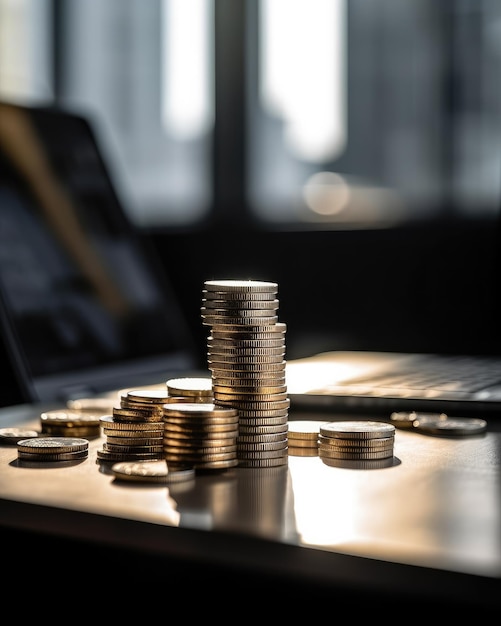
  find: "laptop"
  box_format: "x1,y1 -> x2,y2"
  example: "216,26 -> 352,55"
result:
2,99 -> 501,420
286,350 -> 501,418
0,100 -> 204,408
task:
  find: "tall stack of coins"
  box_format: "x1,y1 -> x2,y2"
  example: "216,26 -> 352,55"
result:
97,388 -> 168,463
201,279 -> 289,468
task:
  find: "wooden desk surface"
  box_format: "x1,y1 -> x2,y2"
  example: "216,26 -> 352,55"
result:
1,402 -> 500,611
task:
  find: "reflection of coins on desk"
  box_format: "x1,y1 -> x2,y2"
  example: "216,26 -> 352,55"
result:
111,459 -> 196,484
413,416 -> 487,436
321,456 -> 395,470
0,427 -> 39,445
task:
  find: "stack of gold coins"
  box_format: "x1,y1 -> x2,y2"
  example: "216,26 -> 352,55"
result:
318,420 -> 395,469
97,388 -> 168,464
202,279 -> 289,468
162,402 -> 239,471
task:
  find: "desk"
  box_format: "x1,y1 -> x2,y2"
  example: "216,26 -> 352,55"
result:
1,402 -> 500,614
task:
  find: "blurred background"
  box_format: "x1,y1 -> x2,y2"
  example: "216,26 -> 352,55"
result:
1,0 -> 501,366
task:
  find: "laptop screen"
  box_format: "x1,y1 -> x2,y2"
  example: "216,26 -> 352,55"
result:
0,101 -> 201,405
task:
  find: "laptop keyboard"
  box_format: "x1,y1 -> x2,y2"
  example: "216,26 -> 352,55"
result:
349,357 -> 501,394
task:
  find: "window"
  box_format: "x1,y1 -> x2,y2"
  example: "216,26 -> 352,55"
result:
1,0 -> 501,228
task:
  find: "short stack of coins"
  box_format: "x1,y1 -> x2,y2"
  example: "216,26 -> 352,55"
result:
318,420 -> 395,469
97,388 -> 168,464
162,402 -> 239,471
201,279 -> 289,468
17,437 -> 89,463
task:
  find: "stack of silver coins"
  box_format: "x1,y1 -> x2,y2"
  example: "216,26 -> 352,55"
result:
97,388 -> 168,463
162,402 -> 239,471
201,279 -> 289,468
318,420 -> 395,469
17,436 -> 89,463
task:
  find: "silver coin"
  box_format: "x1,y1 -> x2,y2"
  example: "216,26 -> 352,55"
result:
319,420 -> 395,439
237,456 -> 288,468
97,449 -> 162,463
17,436 -> 89,454
319,435 -> 394,449
202,307 -> 278,318
236,438 -> 288,452
202,289 -> 278,301
203,298 -> 280,310
203,279 -> 278,293
104,442 -> 164,454
17,449 -> 89,462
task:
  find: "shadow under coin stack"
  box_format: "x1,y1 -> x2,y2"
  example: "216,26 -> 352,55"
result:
318,420 -> 395,469
97,388 -> 168,464
202,279 -> 289,468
